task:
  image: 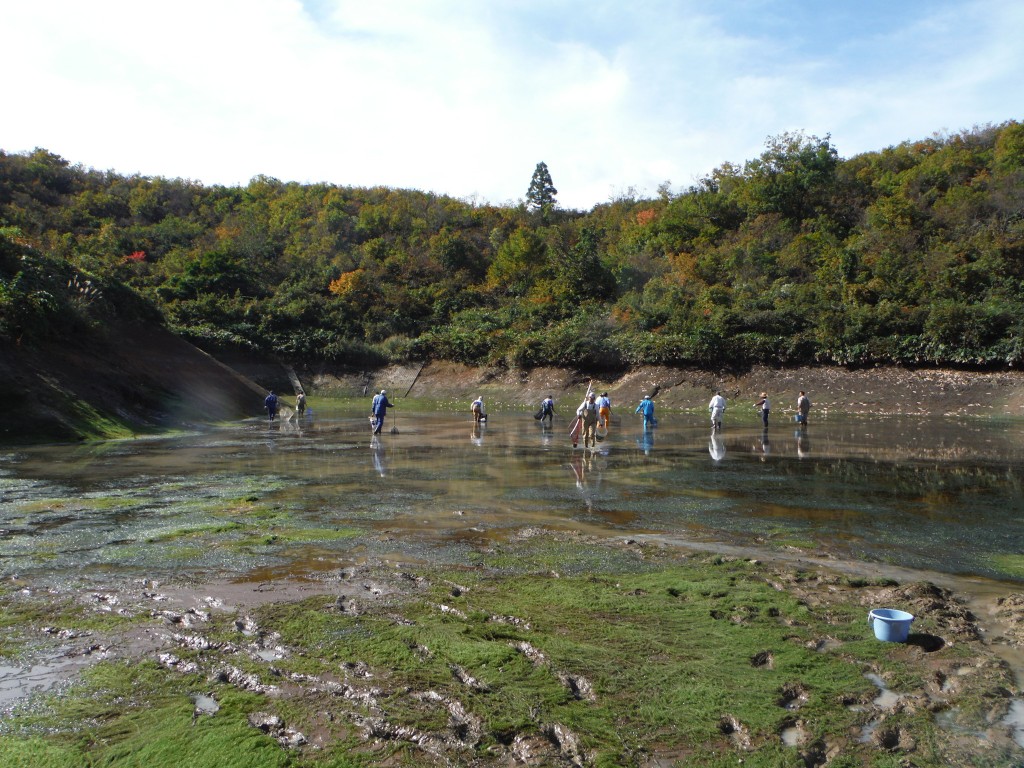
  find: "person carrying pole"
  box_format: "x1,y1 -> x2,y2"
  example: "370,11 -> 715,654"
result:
569,381 -> 593,448
578,392 -> 600,449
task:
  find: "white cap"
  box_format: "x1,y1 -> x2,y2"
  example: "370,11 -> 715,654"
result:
380,390 -> 386,394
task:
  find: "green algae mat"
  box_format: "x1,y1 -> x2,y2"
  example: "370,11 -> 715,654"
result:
0,534 -> 1019,767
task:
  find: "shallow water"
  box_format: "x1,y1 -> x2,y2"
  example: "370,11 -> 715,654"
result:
2,402 -> 1024,587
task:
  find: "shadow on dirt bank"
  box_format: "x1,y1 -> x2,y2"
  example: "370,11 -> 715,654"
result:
0,323 -> 267,444
5,330 -> 1024,445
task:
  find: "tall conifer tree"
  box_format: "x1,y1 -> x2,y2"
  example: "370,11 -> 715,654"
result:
526,161 -> 558,219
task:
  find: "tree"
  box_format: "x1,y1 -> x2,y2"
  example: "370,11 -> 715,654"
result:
526,162 -> 558,219
740,132 -> 839,225
486,226 -> 547,296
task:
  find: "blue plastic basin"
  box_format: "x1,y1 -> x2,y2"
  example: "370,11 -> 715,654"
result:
868,608 -> 914,642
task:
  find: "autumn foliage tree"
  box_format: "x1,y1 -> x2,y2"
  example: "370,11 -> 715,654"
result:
2,122 -> 1023,370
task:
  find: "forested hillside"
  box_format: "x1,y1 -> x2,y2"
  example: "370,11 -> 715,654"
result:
2,123 -> 1023,371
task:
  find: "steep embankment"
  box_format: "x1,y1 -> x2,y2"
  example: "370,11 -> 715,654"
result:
5,332 -> 1024,446
0,323 -> 267,444
308,360 -> 1024,418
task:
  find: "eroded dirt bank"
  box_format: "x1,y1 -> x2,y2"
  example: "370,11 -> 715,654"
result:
6,326 -> 1024,445
305,361 -> 1024,417
0,325 -> 265,443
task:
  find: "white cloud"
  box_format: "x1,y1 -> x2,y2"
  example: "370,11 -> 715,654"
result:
2,0 -> 1021,209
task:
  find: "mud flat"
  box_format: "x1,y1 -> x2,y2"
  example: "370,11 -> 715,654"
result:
2,530 -> 1024,767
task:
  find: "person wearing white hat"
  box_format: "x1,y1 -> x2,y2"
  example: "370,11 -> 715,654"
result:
635,394 -> 656,428
579,392 -> 600,448
754,392 -> 770,427
370,389 -> 394,434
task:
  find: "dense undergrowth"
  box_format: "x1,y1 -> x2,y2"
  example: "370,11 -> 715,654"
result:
2,121 -> 1023,372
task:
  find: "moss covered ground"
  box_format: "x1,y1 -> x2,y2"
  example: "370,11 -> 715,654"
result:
0,533 -> 1019,767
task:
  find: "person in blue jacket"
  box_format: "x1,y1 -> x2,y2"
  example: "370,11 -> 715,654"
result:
635,394 -> 656,427
370,389 -> 394,434
264,391 -> 278,421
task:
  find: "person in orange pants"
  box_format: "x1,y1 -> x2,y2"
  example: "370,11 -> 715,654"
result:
597,392 -> 612,431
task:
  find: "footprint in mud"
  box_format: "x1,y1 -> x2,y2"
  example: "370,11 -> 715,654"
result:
718,715 -> 752,750
779,718 -> 806,747
557,671 -> 595,701
870,723 -> 916,752
777,682 -> 809,710
809,636 -> 842,652
906,632 -> 945,652
750,650 -> 774,669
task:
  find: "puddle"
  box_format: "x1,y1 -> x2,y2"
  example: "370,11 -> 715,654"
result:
255,648 -> 286,662
0,655 -> 83,706
858,717 -> 880,744
852,672 -> 903,744
1004,700 -> 1024,748
780,725 -> 803,747
864,672 -> 901,710
2,407 -> 1023,589
935,706 -> 990,741
190,692 -> 220,715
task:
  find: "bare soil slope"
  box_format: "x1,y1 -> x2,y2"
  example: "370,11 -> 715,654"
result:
310,360 -> 1024,418
0,324 -> 267,443
5,330 -> 1024,445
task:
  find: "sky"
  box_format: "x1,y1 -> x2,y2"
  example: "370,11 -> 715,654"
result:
4,0 -> 1022,210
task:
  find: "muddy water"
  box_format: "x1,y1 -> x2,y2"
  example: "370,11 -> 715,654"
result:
2,403 -> 1024,588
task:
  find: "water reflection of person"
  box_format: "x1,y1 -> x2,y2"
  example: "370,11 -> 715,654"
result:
636,425 -> 655,455
709,432 -> 725,461
471,421 -> 484,446
371,437 -> 387,476
759,428 -> 771,460
569,452 -> 590,489
795,426 -> 810,458
540,423 -> 553,446
280,414 -> 302,435
568,453 -> 597,514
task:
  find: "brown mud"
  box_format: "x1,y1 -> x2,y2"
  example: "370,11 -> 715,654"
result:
5,336 -> 1024,763
5,318 -> 1024,445
9,533 -> 1024,767
308,361 -> 1024,418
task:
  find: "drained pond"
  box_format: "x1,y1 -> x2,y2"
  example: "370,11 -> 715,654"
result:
2,400 -> 1024,767
4,402 -> 1023,585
